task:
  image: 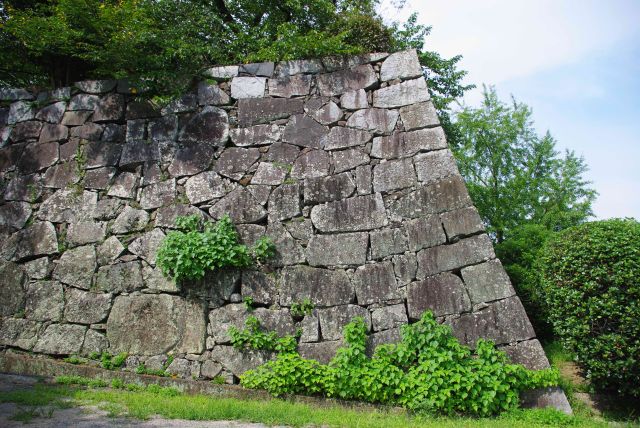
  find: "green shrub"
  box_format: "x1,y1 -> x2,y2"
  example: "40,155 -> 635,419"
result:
539,218 -> 640,397
156,215 -> 274,282
241,312 -> 558,417
290,298 -> 314,318
100,352 -> 128,370
229,316 -> 299,354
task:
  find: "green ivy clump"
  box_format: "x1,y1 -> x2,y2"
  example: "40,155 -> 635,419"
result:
156,215 -> 274,281
88,352 -> 128,370
539,219 -> 640,397
290,298 -> 314,318
229,316 -> 300,354
241,312 -> 558,417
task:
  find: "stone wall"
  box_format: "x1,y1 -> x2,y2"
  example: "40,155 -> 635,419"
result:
0,50 -> 553,386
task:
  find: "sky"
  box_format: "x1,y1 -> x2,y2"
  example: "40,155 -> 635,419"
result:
380,0 -> 640,220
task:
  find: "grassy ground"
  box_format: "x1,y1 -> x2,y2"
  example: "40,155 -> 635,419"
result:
0,376 -> 617,427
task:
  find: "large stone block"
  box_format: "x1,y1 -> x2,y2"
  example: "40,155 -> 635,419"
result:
178,106 -> 229,146
37,189 -> 97,223
346,108 -> 399,134
308,100 -> 342,125
9,120 -> 42,143
252,162 -> 287,185
208,305 -> 295,345
231,76 -> 267,99
209,187 -> 267,224
298,341 -> 342,364
449,296 -> 535,347
0,201 -> 32,230
317,64 -> 377,96
210,345 -> 270,375
128,228 -> 166,266
416,234 -> 495,278
414,149 -> 458,184
107,293 -> 206,355
332,148 -> 369,174
139,180 -> 176,210
4,174 -> 41,202
197,82 -> 231,106
24,280 -> 63,321
119,139 -> 160,166
392,253 -> 417,286
340,89 -> 368,110
33,323 -> 87,355
310,193 -> 387,232
66,221 -> 107,246
405,215 -> 447,251
282,114 -> 329,149
372,158 -> 416,192
274,59 -> 323,77
185,171 -> 232,204
64,288 -> 112,324
96,236 -> 125,266
148,114 -> 178,142
304,173 -> 355,204
371,304 -> 408,332
388,176 -> 472,219
407,272 -> 471,319
440,206 -> 484,240
93,94 -> 125,122
53,245 -> 96,289
265,222 -> 306,267
352,261 -> 399,305
38,123 -> 68,143
241,270 -> 277,306
500,339 -> 550,370
8,101 -> 35,124
240,62 -> 275,77
373,78 -> 430,108
229,124 -> 281,147
214,147 -> 260,180
237,98 -> 304,126
0,318 -> 40,350
399,101 -> 440,130
366,328 -> 401,356
291,149 -> 330,179
323,126 -> 371,150
369,228 -> 408,260
94,261 -> 143,293
85,140 -> 122,168
268,183 -> 301,221
280,265 -> 354,307
111,206 -> 149,234
17,142 -> 59,174
0,262 -> 26,317
460,259 -> 515,305
268,74 -> 312,98
12,222 -> 58,261
306,232 -> 368,267
75,80 -> 116,94
379,49 -> 423,82
317,304 -> 371,341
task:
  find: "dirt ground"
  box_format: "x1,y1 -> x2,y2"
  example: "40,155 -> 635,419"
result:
0,373 -> 275,428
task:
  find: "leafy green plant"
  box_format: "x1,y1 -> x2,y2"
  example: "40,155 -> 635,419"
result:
243,296 -> 255,312
290,298 -> 314,318
156,215 -> 274,281
252,236 -> 276,263
63,355 -> 83,365
135,355 -> 174,377
241,312 -> 559,417
99,352 -> 128,370
229,316 -> 299,354
539,219 -> 640,397
211,376 -> 226,385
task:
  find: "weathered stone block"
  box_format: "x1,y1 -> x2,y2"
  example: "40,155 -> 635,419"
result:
24,281 -> 64,321
36,101 -> 66,123
388,176 -> 472,219
332,148 -> 369,173
64,288 -> 112,324
94,261 -> 143,293
392,253 -> 417,285
0,318 -> 40,350
416,234 -> 495,278
92,94 -> 125,122
83,167 -> 116,190
210,345 -> 270,375
304,173 -> 355,204
96,236 -> 125,266
323,126 -> 371,150
203,65 -> 239,79
33,323 -> 87,355
355,165 -> 372,195
461,259 -> 516,305
229,124 -> 281,147
352,261 -> 399,305
268,183 -> 301,221
143,265 -> 179,293
9,121 -> 42,142
185,171 -> 231,204
306,232 -> 368,267
501,339 -> 550,370
161,94 -> 197,114
298,341 -> 342,364
280,265 -> 354,307
291,149 -> 330,179
408,272 -> 471,319
252,162 -> 287,185
399,101 -> 440,130
0,262 -> 26,317
155,204 -> 209,229
318,305 -> 371,341
178,106 -> 229,147
12,222 -> 58,261
209,187 -> 267,224
308,100 -> 342,125
17,142 -> 59,174
200,360 -> 223,379
74,80 -> 116,94
0,201 -> 32,230
372,158 -> 416,192
282,114 -> 329,149
366,328 -> 401,356
274,59 -> 323,77
62,110 -> 92,126
241,271 -> 277,306
214,147 -> 260,180
8,101 -> 36,124
414,149 -> 458,184
346,108 -> 399,134
369,228 -> 408,259
372,304 -> 408,332
53,245 -> 96,289
265,222 -> 306,267
317,64 -> 377,96
440,206 -> 484,240
231,77 -> 267,99
169,141 -> 215,177
380,49 -> 423,82
128,228 -> 166,266
81,329 -> 109,356
268,74 -> 312,98
70,123 -> 104,140
197,82 -> 231,106
240,61 -> 275,77
449,296 -> 535,347
373,78 -> 430,108
310,193 -> 387,232
107,293 -> 206,355
111,206 -> 149,234
149,115 -> 178,142
67,221 -> 107,246
405,215 -> 447,251
237,98 -> 304,126
38,123 -> 68,143
340,89 -> 369,110
283,218 -> 313,243
85,140 -> 122,168
37,189 -> 97,223
300,315 -> 320,343
139,180 -> 176,210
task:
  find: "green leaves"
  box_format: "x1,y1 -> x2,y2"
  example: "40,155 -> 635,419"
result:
156,215 -> 274,282
229,316 -> 299,354
240,311 -> 559,416
539,219 -> 640,397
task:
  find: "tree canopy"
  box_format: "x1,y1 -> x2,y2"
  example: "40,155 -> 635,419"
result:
452,86 -> 597,243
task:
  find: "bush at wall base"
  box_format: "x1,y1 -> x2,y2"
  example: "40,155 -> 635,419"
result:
240,312 -> 559,417
539,218 -> 640,398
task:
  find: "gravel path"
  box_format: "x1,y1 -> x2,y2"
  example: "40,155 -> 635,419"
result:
0,373 -> 276,428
